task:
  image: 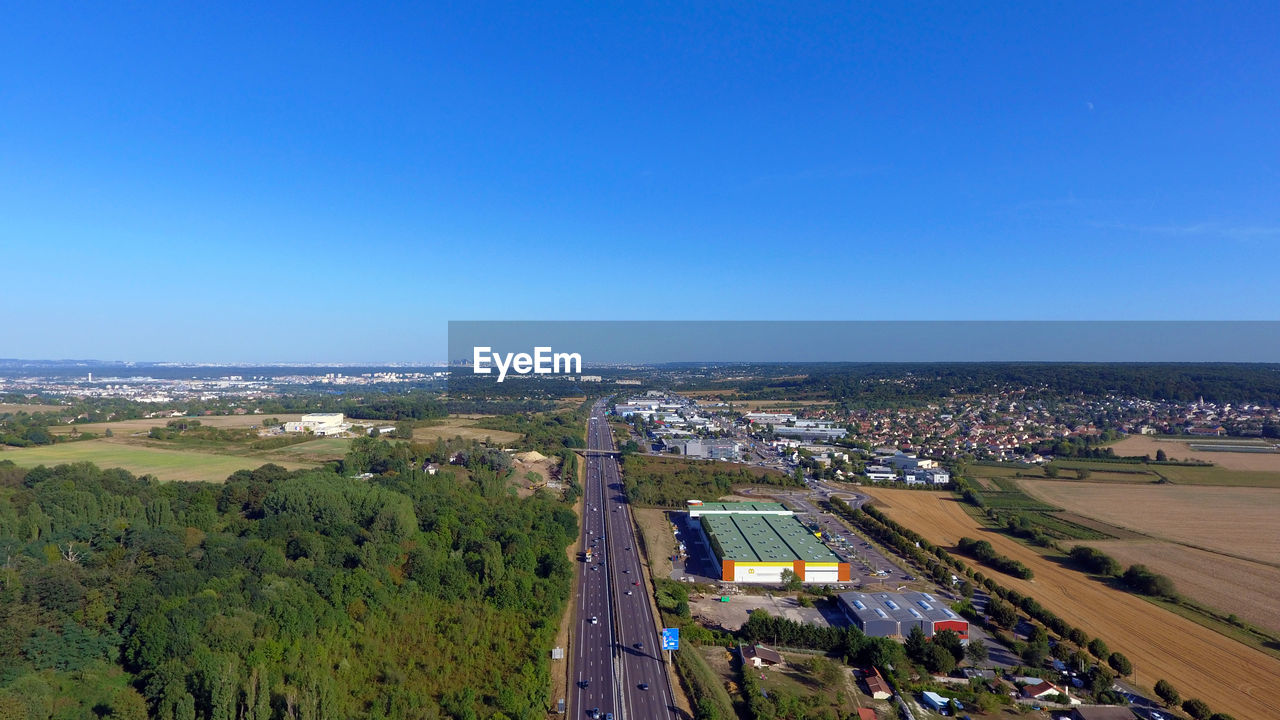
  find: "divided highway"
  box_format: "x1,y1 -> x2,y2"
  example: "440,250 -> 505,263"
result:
570,401 -> 676,720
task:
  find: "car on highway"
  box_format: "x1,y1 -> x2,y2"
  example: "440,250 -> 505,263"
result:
625,590 -> 633,595
633,642 -> 643,650
638,683 -> 649,691
588,708 -> 599,719
589,616 -> 598,624
578,679 -> 589,688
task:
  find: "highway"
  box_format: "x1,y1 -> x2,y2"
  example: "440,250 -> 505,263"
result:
570,400 -> 676,720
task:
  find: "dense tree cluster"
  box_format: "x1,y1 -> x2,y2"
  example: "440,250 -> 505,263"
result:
620,456 -> 801,507
720,363 -> 1280,406
0,454 -> 577,719
1068,545 -> 1123,576
955,537 -> 1034,579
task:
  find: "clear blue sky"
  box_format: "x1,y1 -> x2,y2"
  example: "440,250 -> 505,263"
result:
2,2 -> 1278,362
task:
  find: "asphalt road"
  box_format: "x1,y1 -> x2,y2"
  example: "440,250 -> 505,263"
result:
570,401 -> 676,720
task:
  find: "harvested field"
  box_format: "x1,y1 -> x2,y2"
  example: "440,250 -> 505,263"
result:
47,414 -> 302,436
0,439 -> 314,483
1081,539 -> 1280,635
862,487 -> 1280,720
1111,435 -> 1280,472
0,403 -> 68,414
1017,480 -> 1280,565
257,437 -> 351,463
411,417 -> 521,444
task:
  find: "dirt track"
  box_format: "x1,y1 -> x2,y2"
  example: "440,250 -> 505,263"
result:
864,488 -> 1280,720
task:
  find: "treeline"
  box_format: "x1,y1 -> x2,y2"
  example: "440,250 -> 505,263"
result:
0,455 -> 577,719
763,363 -> 1280,406
739,611 -> 906,671
1066,546 -> 1177,598
472,412 -> 585,454
956,537 -> 1034,579
620,456 -> 801,507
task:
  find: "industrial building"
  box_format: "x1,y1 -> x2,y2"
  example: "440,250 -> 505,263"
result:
284,413 -> 346,435
691,502 -> 851,583
671,438 -> 742,460
837,591 -> 968,640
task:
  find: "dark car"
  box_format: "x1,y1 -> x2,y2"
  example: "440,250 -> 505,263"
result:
638,683 -> 649,690
634,642 -> 643,650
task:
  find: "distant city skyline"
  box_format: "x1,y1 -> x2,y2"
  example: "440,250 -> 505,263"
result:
3,4 -> 1278,360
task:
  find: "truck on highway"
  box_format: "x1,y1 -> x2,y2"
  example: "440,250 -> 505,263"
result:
584,547 -> 595,563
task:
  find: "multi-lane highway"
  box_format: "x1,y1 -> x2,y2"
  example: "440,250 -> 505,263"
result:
570,401 -> 675,720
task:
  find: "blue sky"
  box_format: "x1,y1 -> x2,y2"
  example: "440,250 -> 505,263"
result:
2,2 -> 1278,361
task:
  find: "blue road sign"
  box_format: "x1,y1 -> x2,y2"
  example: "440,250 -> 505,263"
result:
661,628 -> 679,651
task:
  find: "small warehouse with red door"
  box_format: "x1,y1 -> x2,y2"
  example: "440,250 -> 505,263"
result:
837,591 -> 968,640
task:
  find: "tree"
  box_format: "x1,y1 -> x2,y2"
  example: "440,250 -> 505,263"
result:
1020,643 -> 1047,668
1154,678 -> 1180,707
924,643 -> 957,675
987,597 -> 1017,628
1155,448 -> 1168,461
965,639 -> 988,665
1043,464 -> 1059,478
1107,652 -> 1132,676
933,629 -> 965,664
1182,698 -> 1212,720
1087,637 -> 1109,659
105,428 -> 114,438
780,569 -> 803,592
904,626 -> 928,662
1077,468 -> 1092,480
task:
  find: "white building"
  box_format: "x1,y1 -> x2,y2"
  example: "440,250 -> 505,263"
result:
284,413 -> 346,435
864,465 -> 896,481
883,451 -> 938,471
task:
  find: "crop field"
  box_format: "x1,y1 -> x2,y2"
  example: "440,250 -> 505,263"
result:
1081,539 -> 1280,635
0,403 -> 69,414
862,488 -> 1280,720
1047,458 -> 1280,487
46,414 -> 302,437
1017,480 -> 1280,565
970,462 -> 1158,484
1110,435 -> 1280,472
412,417 -> 522,444
0,439 -> 315,483
257,437 -> 351,463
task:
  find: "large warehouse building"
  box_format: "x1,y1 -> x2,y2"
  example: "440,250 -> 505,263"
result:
284,413 -> 346,435
690,503 -> 851,583
837,591 -> 968,640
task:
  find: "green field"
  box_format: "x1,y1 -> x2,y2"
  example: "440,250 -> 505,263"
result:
256,437 -> 352,463
0,439 -> 315,483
